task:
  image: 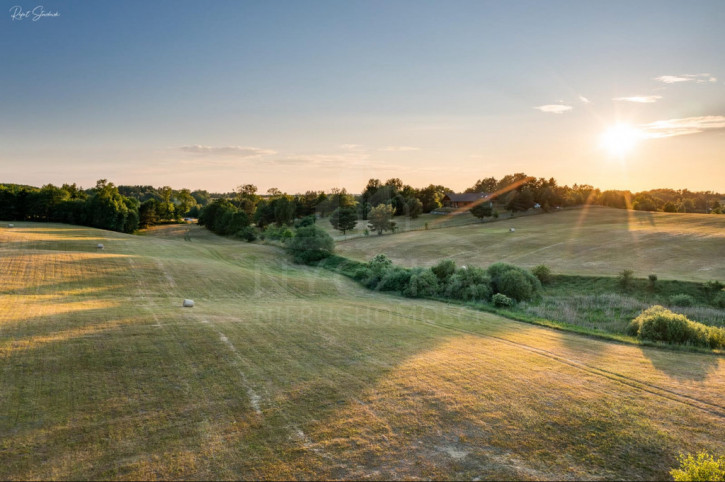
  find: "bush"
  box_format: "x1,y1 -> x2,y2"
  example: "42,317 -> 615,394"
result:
497,270 -> 535,302
403,269 -> 439,298
443,266 -> 491,301
531,265 -> 552,284
629,305 -> 725,348
670,451 -> 725,482
287,225 -> 334,264
648,274 -> 658,290
295,215 -> 316,228
376,266 -> 412,292
487,262 -> 541,302
235,226 -> 257,242
618,269 -> 634,289
714,293 -> 725,309
492,293 -> 514,307
670,293 -> 696,307
431,259 -> 456,282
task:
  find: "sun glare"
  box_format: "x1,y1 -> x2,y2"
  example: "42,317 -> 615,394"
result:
599,124 -> 642,157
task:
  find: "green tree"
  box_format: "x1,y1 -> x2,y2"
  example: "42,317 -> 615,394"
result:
367,204 -> 396,235
405,198 -> 423,219
288,225 -> 334,264
470,201 -> 493,222
329,206 -> 358,234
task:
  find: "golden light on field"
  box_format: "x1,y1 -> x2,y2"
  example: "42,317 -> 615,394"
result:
599,124 -> 643,158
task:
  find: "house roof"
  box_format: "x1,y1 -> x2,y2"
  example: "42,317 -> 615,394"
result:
444,192 -> 490,202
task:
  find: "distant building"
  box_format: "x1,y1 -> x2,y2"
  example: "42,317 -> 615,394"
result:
442,192 -> 491,208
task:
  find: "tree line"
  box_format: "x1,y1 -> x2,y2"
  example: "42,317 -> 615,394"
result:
2,174 -> 722,235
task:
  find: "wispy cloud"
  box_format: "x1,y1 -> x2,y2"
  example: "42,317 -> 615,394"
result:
654,73 -> 717,84
339,144 -> 364,151
578,95 -> 591,104
179,145 -> 277,156
534,104 -> 572,114
379,146 -> 420,152
613,95 -> 662,103
639,116 -> 725,138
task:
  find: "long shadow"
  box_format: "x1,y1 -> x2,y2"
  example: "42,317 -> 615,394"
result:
639,344 -> 722,382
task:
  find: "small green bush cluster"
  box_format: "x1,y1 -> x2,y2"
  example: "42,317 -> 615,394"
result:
287,225 -> 334,264
351,257 -> 539,304
532,265 -> 553,284
670,451 -> 725,482
488,263 -> 542,302
492,293 -> 514,307
670,293 -> 696,307
627,305 -> 725,349
261,224 -> 294,242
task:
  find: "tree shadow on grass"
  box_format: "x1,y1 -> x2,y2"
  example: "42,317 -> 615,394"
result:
639,344 -> 723,382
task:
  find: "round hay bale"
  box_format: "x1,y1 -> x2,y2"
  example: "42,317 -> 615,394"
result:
96,243 -> 104,250
182,299 -> 195,308
509,227 -> 516,232
7,224 -> 14,228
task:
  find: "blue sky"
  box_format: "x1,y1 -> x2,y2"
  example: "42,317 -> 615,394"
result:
2,0 -> 724,193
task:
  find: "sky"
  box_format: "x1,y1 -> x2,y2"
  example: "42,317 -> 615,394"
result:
1,0 -> 724,194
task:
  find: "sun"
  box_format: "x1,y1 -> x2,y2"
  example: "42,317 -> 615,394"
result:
599,124 -> 643,157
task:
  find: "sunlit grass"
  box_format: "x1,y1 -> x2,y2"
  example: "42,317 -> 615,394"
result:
0,222 -> 723,480
336,206 -> 725,281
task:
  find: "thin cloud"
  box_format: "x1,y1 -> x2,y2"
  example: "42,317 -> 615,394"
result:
654,74 -> 717,84
578,95 -> 591,104
179,145 -> 277,157
535,104 -> 572,114
339,144 -> 364,151
379,146 -> 420,152
613,95 -> 662,103
639,116 -> 725,138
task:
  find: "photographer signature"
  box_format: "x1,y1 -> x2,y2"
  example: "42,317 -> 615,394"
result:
9,5 -> 60,21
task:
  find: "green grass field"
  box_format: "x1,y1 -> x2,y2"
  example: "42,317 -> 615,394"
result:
335,206 -> 725,282
1,221 -> 724,480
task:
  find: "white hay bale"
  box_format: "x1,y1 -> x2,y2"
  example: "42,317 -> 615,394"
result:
182,299 -> 195,308
7,224 -> 14,228
96,243 -> 104,250
510,227 -> 516,232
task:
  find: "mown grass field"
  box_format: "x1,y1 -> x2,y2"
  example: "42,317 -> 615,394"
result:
1,221 -> 724,480
335,206 -> 725,282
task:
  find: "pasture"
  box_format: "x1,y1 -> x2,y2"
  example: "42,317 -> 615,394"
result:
335,206 -> 725,282
1,222 -> 724,480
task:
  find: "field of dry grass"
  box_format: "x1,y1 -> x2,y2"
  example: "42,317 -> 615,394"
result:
335,206 -> 725,282
1,221 -> 723,480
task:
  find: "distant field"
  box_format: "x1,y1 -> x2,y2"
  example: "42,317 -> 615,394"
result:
336,206 -> 725,282
1,222 -> 724,480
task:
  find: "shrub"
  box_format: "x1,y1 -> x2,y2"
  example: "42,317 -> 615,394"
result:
295,215 -> 316,228
444,266 -> 491,301
629,305 -> 725,348
648,274 -> 658,290
369,254 -> 393,272
403,269 -> 439,298
235,226 -> 257,242
498,270 -> 535,302
618,269 -> 634,289
670,293 -> 696,307
492,293 -> 514,307
431,259 -> 456,282
376,267 -> 412,292
487,262 -> 541,302
287,225 -> 334,264
670,451 -> 725,482
714,292 -> 725,309
532,265 -> 552,284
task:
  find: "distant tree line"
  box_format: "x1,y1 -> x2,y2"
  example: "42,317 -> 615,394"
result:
3,174 -> 722,235
0,180 -> 140,233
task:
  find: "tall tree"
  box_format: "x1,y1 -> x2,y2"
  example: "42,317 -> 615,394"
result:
329,206 -> 358,234
367,204 -> 396,235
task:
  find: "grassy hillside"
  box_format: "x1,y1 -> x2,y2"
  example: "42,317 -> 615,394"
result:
336,206 -> 725,282
1,222 -> 724,480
